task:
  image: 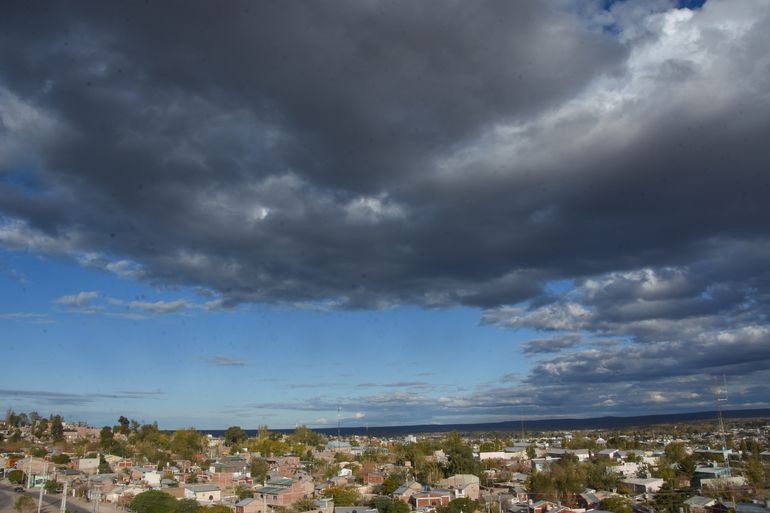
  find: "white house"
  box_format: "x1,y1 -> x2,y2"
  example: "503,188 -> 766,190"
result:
185,484 -> 222,504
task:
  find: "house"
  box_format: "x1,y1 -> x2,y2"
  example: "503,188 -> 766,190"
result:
437,474 -> 480,500
393,481 -> 423,503
236,498 -> 263,513
619,478 -> 663,494
364,472 -> 385,485
596,449 -> 620,460
185,484 -> 222,504
254,480 -> 311,508
546,449 -> 590,462
335,508 -> 377,513
684,496 -> 716,513
412,490 -> 452,508
693,465 -> 730,486
326,441 -> 352,453
577,490 -> 613,509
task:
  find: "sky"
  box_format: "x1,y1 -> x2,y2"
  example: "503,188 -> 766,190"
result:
1,0 -> 769,430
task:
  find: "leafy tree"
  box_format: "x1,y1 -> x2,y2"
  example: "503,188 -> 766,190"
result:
381,474 -> 405,495
294,498 -> 318,513
371,496 -> 410,513
600,496 -> 632,513
8,469 -> 26,484
30,447 -> 47,457
130,491 -> 179,513
14,496 -> 36,513
437,498 -> 481,513
50,415 -> 64,441
101,426 -> 118,452
744,458 -> 766,489
44,480 -> 64,493
526,446 -> 537,459
651,482 -> 686,513
323,486 -> 361,506
235,486 -> 254,500
98,454 -> 113,474
224,426 -> 248,446
171,429 -> 205,460
250,458 -> 269,483
118,416 -> 131,435
173,499 -> 202,513
444,432 -> 481,476
51,454 -> 71,465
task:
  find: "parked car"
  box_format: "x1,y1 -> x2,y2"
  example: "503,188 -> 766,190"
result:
14,486 -> 25,492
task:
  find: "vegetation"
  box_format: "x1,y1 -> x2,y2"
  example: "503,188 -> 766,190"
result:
323,485 -> 362,506
8,469 -> 26,484
370,496 -> 410,513
14,496 -> 35,513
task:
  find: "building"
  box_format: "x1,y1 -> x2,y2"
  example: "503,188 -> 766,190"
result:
185,484 -> 222,504
619,478 -> 663,494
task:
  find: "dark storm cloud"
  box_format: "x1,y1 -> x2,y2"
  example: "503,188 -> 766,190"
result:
1,0 -> 770,416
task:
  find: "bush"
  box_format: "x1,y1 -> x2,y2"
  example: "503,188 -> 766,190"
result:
8,470 -> 26,484
14,496 -> 36,513
129,491 -> 178,513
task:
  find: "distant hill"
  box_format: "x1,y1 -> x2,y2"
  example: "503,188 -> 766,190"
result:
200,408 -> 770,437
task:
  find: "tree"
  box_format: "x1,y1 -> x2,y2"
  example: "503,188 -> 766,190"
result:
224,426 -> 247,446
651,482 -> 686,513
600,496 -> 632,513
52,454 -> 71,465
170,429 -> 204,460
14,496 -> 35,513
234,486 -> 254,500
381,474 -> 405,495
370,497 -> 410,513
437,498 -> 481,513
45,480 -> 64,493
323,486 -> 361,506
294,498 -> 318,513
101,426 -> 117,452
173,499 -> 202,513
250,458 -> 269,483
8,469 -> 26,484
118,416 -> 131,435
50,415 -> 64,441
130,491 -> 179,513
99,454 -> 113,474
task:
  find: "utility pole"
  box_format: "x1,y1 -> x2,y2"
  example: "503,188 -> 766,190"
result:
37,462 -> 48,513
60,482 -> 68,513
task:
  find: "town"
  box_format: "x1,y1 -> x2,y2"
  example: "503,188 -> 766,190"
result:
1,411 -> 769,513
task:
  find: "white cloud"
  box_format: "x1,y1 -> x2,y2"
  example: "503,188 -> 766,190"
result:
53,291 -> 99,307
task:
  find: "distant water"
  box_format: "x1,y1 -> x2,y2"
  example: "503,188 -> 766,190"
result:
193,408 -> 770,437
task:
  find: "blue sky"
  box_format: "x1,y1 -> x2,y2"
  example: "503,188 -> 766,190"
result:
1,248 -> 538,429
2,0 -> 770,429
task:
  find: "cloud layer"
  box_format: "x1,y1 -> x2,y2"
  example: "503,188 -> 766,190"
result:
2,0 -> 770,419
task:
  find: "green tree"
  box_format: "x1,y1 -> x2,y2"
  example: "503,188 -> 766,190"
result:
323,486 -> 361,506
130,491 -> 179,513
172,499 -> 201,513
651,482 -> 686,513
44,480 -> 64,493
294,498 -> 318,513
51,454 -> 71,465
98,454 -> 112,474
50,415 -> 64,441
444,432 -> 481,476
118,416 -> 131,435
600,496 -> 632,513
170,429 -> 204,460
250,458 -> 269,483
101,426 -> 117,452
370,497 -> 410,513
8,469 -> 26,484
224,426 -> 247,446
437,498 -> 481,513
381,474 -> 405,495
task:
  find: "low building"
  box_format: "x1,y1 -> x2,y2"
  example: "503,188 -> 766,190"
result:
185,484 -> 222,504
412,491 -> 452,508
619,478 -> 663,494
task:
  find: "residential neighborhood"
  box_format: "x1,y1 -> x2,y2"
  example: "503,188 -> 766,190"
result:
2,411 -> 770,513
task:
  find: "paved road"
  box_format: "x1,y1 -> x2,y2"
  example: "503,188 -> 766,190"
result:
0,482 -> 91,513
